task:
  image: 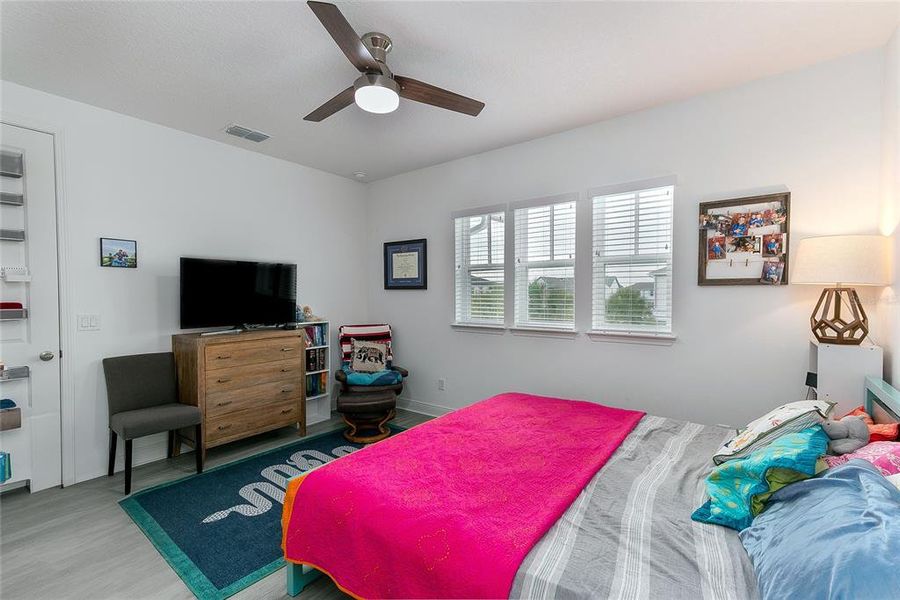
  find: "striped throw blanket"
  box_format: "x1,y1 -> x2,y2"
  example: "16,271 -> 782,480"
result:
338,323 -> 393,366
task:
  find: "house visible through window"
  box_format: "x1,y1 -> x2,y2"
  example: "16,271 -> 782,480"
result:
454,211 -> 505,324
513,198 -> 576,328
591,185 -> 674,334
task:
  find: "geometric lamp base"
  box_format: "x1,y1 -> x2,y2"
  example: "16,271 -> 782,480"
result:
810,287 -> 868,345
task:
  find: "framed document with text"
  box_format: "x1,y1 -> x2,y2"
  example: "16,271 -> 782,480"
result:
384,239 -> 427,290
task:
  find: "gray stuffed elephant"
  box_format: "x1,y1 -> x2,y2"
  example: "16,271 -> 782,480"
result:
822,415 -> 869,455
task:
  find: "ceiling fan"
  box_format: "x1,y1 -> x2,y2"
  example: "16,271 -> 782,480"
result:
303,1 -> 485,121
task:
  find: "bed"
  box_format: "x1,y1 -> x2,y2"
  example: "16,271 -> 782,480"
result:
282,377 -> 900,599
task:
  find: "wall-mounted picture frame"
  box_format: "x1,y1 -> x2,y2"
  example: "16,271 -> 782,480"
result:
384,238 -> 427,290
100,237 -> 137,268
698,192 -> 790,286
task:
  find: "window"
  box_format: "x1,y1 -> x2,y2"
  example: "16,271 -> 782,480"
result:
592,185 -> 674,334
454,211 -> 505,324
513,198 -> 576,328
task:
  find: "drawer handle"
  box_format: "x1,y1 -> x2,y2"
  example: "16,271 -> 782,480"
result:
217,424 -> 232,431
281,387 -> 293,393
280,408 -> 292,414
216,355 -> 232,360
217,378 -> 231,384
217,400 -> 233,407
281,347 -> 295,352
281,368 -> 292,373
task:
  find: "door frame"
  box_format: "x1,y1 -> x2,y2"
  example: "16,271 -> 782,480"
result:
1,112 -> 76,487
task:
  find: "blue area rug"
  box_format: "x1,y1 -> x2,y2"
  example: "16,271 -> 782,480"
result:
120,426 -> 403,599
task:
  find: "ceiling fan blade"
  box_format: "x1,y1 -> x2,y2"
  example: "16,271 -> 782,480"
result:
394,76 -> 485,117
304,86 -> 355,121
307,1 -> 381,74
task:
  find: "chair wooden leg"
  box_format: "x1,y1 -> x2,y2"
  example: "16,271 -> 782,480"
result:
167,430 -> 175,459
194,424 -> 203,474
107,431 -> 117,477
124,439 -> 133,495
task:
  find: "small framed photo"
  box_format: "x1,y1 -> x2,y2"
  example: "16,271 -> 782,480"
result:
707,236 -> 727,260
726,235 -> 760,254
728,213 -> 750,237
100,238 -> 137,268
762,233 -> 784,257
760,259 -> 785,284
384,238 -> 427,290
700,213 -> 732,235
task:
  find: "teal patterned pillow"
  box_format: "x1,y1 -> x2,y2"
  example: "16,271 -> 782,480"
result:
693,426 -> 829,530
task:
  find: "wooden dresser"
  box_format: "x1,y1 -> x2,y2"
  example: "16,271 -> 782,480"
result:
172,329 -> 306,459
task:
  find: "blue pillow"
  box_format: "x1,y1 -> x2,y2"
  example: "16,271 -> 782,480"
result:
341,365 -> 402,387
740,460 -> 900,600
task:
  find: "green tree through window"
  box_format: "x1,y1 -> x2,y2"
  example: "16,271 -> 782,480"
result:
605,287 -> 656,325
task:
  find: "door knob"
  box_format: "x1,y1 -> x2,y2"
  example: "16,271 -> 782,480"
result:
39,351 -> 55,361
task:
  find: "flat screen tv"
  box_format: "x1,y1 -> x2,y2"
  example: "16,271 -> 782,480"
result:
180,257 -> 297,329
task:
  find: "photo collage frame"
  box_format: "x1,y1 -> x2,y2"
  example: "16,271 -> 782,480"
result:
698,192 -> 790,286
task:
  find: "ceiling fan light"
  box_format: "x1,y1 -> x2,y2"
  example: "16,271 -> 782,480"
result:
353,73 -> 400,114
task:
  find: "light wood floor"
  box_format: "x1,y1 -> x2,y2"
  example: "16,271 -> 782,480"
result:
0,409 -> 430,600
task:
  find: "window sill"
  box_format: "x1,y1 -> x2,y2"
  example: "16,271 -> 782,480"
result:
451,322 -> 506,334
509,326 -> 578,339
587,330 -> 677,346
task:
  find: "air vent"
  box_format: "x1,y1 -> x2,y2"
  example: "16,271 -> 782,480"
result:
224,124 -> 270,143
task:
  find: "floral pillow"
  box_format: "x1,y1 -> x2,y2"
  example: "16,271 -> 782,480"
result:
713,400 -> 834,465
823,442 -> 900,483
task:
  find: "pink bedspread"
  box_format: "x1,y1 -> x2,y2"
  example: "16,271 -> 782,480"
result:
282,393 -> 644,599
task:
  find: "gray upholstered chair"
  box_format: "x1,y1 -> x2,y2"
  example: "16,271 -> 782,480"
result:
102,352 -> 202,494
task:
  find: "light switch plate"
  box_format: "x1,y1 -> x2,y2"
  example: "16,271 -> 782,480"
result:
77,314 -> 100,331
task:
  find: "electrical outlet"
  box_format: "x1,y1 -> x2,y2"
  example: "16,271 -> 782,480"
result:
77,314 -> 101,331
437,378 -> 446,391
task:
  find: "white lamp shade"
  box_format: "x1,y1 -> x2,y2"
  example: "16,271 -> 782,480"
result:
791,235 -> 891,286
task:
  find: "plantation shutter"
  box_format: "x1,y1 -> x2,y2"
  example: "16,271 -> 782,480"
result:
592,185 -> 674,334
513,199 -> 576,328
454,211 -> 505,324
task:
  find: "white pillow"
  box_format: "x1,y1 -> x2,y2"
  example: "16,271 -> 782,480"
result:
713,400 -> 834,464
351,339 -> 387,373
886,473 -> 900,492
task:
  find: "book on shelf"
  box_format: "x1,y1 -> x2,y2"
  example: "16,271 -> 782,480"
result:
305,347 -> 327,372
306,371 -> 329,397
303,323 -> 327,348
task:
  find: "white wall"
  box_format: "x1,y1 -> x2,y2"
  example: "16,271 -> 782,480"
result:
1,81 -> 369,483
880,29 -> 900,382
1,43 -> 894,485
365,49 -> 887,428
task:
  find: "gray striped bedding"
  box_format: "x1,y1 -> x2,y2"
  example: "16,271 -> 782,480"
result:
511,415 -> 760,600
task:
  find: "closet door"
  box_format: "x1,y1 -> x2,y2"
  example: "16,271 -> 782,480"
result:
0,123 -> 62,492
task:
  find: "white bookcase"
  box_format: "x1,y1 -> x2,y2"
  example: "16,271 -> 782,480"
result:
809,338 -> 883,416
302,321 -> 332,425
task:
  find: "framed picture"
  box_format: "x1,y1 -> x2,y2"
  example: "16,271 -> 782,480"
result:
384,239 -> 427,290
698,192 -> 790,285
100,238 -> 137,268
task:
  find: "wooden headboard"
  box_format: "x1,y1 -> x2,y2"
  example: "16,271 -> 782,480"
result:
865,377 -> 900,425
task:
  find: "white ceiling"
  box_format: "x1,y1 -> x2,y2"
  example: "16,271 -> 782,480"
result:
2,2 -> 898,182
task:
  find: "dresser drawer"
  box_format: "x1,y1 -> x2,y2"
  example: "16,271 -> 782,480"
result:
205,359 -> 301,393
206,398 -> 301,444
205,337 -> 303,370
206,379 -> 302,418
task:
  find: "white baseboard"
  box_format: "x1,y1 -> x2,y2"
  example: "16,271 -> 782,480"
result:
396,396 -> 454,417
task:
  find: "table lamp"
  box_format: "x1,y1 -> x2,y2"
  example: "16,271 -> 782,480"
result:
792,235 -> 891,345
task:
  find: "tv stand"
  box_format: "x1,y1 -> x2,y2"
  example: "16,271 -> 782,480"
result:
172,329 -> 307,460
